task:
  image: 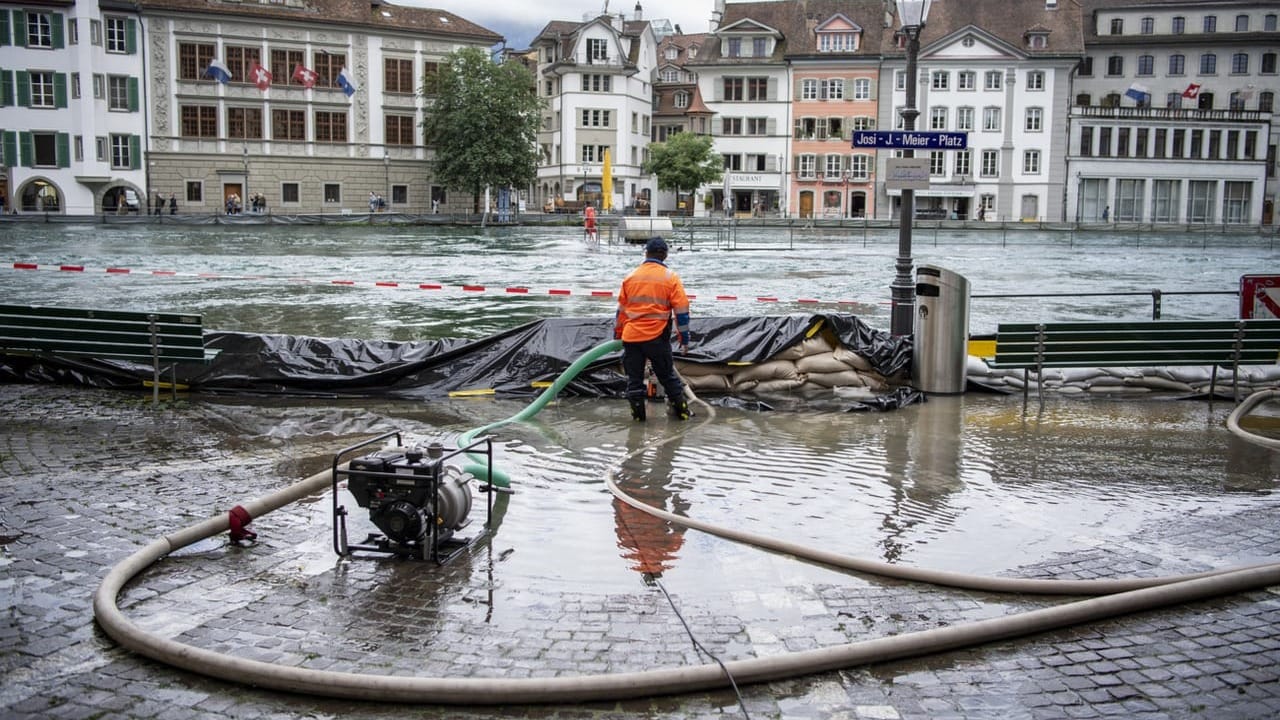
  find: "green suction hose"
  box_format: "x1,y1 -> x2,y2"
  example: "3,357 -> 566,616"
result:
457,339 -> 623,487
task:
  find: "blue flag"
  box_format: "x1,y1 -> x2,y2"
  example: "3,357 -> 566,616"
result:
206,58 -> 231,84
337,67 -> 356,97
1124,82 -> 1150,103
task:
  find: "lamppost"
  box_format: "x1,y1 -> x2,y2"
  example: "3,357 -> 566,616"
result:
241,144 -> 249,213
384,153 -> 390,211
890,0 -> 931,337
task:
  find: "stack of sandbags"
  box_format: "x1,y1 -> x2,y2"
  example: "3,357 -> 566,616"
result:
969,359 -> 1280,396
675,333 -> 892,396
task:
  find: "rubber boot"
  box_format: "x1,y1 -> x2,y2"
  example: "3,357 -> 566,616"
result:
629,398 -> 647,422
668,398 -> 690,420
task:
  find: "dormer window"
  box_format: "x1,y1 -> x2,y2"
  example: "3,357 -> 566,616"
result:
665,46 -> 678,60
587,38 -> 608,62
1026,31 -> 1049,49
688,45 -> 698,59
674,90 -> 689,108
818,32 -> 858,52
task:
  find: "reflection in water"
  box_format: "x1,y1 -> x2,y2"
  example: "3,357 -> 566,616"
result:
612,423 -> 690,578
877,398 -> 969,563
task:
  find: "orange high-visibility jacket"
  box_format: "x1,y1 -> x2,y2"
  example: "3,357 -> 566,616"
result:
615,260 -> 690,343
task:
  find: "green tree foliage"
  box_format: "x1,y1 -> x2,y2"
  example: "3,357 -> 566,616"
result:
642,132 -> 723,214
421,47 -> 543,213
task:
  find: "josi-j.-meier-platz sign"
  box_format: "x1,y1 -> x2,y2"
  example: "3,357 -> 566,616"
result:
851,131 -> 968,150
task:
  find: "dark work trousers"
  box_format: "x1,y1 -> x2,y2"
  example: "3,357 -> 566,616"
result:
622,333 -> 684,401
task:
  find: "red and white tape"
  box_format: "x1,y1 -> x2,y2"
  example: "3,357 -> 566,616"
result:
7,261 -> 880,307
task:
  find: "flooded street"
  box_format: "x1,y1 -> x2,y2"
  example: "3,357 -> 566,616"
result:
2,223 -> 1279,718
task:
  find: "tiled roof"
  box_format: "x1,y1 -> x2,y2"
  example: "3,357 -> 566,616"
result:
138,0 -> 502,44
887,0 -> 1086,57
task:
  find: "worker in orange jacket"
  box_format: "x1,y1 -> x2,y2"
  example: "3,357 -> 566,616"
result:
583,205 -> 598,242
614,237 -> 690,421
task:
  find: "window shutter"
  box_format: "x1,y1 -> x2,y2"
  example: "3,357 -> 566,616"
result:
54,72 -> 67,108
713,116 -> 722,135
125,18 -> 137,55
792,118 -> 801,138
1,131 -> 15,166
844,79 -> 853,100
129,135 -> 140,169
0,11 -> 9,46
868,79 -> 876,97
794,81 -> 802,100
19,130 -> 33,166
51,13 -> 64,49
0,70 -> 11,106
768,77 -> 776,101
14,11 -> 26,47
845,117 -> 854,140
793,155 -> 801,174
766,117 -> 775,136
818,82 -> 827,100
56,132 -> 70,167
127,77 -> 139,111
16,70 -> 29,106
714,82 -> 723,102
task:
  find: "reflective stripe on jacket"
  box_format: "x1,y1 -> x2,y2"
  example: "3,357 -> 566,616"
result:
616,259 -> 689,343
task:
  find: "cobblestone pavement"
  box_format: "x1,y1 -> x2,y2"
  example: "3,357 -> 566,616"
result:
2,383 -> 1279,719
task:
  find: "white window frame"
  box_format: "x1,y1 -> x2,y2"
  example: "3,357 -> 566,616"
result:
853,78 -> 871,100
930,106 -> 947,130
1025,107 -> 1043,132
984,70 -> 1002,91
29,71 -> 56,108
1026,71 -> 1045,91
958,71 -> 976,91
1023,149 -> 1041,174
825,78 -> 843,100
956,106 -> 974,131
983,106 -> 1001,131
110,134 -> 131,169
801,78 -> 818,100
108,75 -> 130,111
931,71 -> 949,91
105,16 -> 128,54
849,154 -> 870,180
981,149 -> 999,177
798,154 -> 816,179
27,12 -> 53,48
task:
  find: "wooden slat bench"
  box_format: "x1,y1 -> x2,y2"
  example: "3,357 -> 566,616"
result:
992,319 -> 1280,410
0,304 -> 219,404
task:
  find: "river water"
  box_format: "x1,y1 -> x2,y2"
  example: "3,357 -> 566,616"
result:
2,221 -> 1278,587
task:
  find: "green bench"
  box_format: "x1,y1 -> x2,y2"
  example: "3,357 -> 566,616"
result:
992,319 -> 1280,410
0,304 -> 219,404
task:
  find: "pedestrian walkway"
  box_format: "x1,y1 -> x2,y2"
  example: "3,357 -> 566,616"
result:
1,384 -> 1278,719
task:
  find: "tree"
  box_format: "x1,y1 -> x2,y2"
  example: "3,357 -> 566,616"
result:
421,47 -> 543,216
642,132 -> 723,216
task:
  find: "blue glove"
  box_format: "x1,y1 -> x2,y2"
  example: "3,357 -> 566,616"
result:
679,331 -> 690,346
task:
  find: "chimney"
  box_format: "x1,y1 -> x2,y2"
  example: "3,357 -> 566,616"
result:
1047,0 -> 1058,7
711,0 -> 726,31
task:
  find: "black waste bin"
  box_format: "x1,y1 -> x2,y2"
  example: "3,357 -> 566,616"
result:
912,265 -> 970,394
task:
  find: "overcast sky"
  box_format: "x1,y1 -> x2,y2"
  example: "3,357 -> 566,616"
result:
393,0 -> 719,48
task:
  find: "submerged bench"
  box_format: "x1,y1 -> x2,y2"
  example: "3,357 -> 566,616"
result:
0,304 -> 218,404
992,319 -> 1280,409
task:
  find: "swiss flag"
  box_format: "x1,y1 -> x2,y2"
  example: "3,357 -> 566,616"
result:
249,63 -> 272,91
292,63 -> 318,89
1181,83 -> 1201,99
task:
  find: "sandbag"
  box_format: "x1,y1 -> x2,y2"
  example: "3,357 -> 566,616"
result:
685,373 -> 732,392
677,361 -> 733,377
805,370 -> 866,388
796,351 -> 854,374
1123,376 -> 1194,392
732,359 -> 800,384
752,378 -> 807,394
773,333 -> 835,361
832,345 -> 874,372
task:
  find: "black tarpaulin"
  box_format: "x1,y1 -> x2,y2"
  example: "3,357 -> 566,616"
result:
0,314 -> 910,400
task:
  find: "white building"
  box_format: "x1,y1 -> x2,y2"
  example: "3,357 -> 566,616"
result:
689,0 -> 792,216
1,1 -> 148,214
1071,0 -> 1278,225
531,10 -> 658,213
878,0 -> 1081,222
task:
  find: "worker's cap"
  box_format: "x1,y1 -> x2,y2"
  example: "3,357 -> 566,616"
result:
645,237 -> 669,254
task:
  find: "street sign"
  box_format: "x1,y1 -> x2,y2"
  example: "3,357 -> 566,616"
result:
852,131 -> 968,150
886,158 -> 929,190
1241,275 -> 1280,319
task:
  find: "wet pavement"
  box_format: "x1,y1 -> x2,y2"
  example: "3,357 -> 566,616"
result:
2,383 -> 1280,719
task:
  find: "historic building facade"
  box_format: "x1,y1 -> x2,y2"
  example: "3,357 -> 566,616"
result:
1070,0 -> 1278,224
531,10 -> 658,213
1,1 -> 148,215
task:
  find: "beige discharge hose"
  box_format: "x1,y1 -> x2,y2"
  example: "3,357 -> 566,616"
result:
1227,389 -> 1280,450
94,368 -> 1280,704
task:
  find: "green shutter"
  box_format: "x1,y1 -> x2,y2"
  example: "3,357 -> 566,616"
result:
16,70 -> 29,106
0,69 -> 11,106
53,72 -> 67,108
127,76 -> 138,111
19,131 -> 33,166
14,11 -> 26,47
0,10 -> 10,46
50,13 -> 64,49
56,132 -> 70,167
129,134 -> 140,169
125,18 -> 137,54
1,130 -> 14,166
